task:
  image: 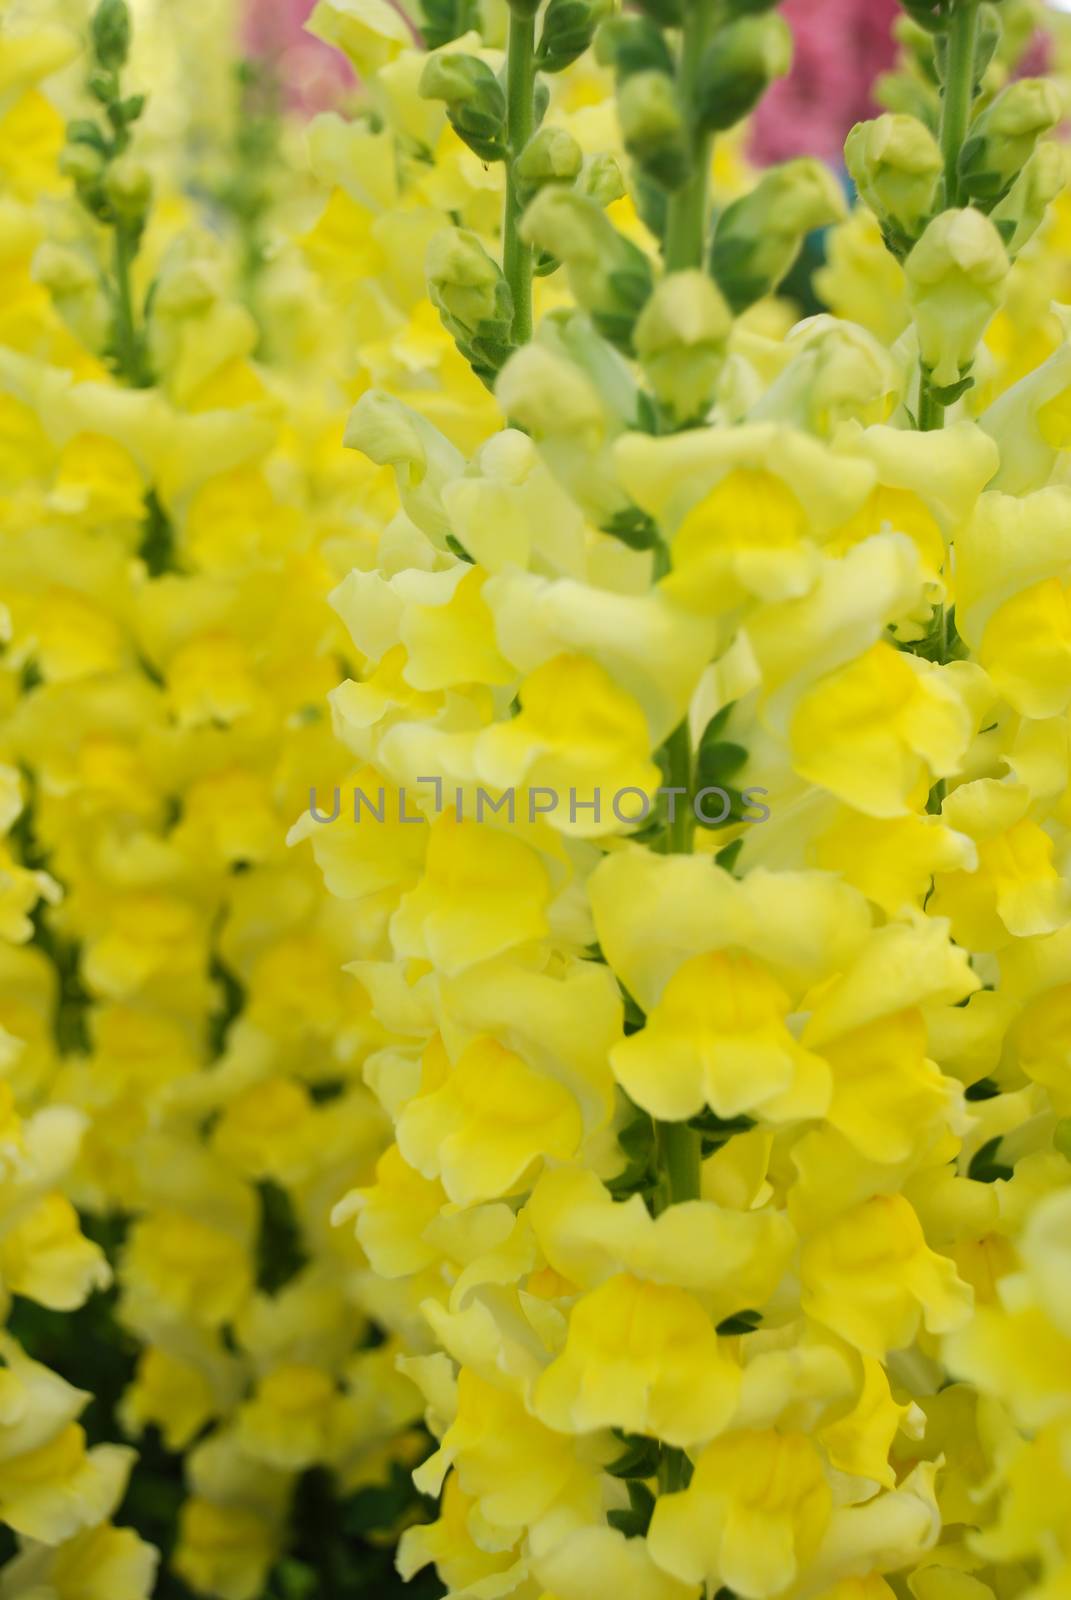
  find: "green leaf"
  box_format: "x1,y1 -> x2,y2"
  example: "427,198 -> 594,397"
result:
968,1136 -> 1013,1184
599,505 -> 662,551
606,1432 -> 662,1479
716,1308 -> 763,1335
255,1180 -> 308,1294
91,0 -> 131,71
421,0 -> 481,50
607,1479 -> 657,1537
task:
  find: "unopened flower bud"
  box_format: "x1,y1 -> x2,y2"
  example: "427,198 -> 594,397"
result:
635,0 -> 682,23
595,16 -> 673,81
520,188 -> 654,352
905,207 -> 1009,391
427,227 -> 515,388
694,13 -> 793,134
306,0 -> 411,74
497,342 -> 605,441
959,78 -> 1064,210
617,69 -> 691,192
32,241 -> 98,297
971,3 -> 1004,81
154,259 -> 218,316
514,126 -> 583,202
32,243 -> 110,349
496,336 -> 632,523
419,52 -> 507,162
753,315 -> 901,434
844,113 -> 942,244
575,152 -> 627,208
536,0 -> 611,74
59,141 -> 107,186
91,0 -> 130,71
900,0 -> 952,32
634,270 -> 732,421
990,140 -> 1069,258
710,158 -> 847,314
104,155 -> 153,225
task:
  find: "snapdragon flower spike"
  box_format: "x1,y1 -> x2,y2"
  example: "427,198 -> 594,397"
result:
9,1 -> 1071,1599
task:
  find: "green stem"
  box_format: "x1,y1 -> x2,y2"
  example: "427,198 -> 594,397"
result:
112,222 -> 144,386
917,375 -> 945,432
658,1119 -> 701,1204
660,717 -> 693,855
658,1444 -> 690,1495
503,9 -> 536,344
940,0 -> 980,210
915,0 -> 979,665
663,0 -> 718,271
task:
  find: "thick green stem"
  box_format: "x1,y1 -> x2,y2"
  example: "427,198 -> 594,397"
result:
940,0 -> 980,210
663,0 -> 718,271
658,1119 -> 702,1204
915,1 -> 982,436
916,0 -> 979,661
112,222 -> 145,386
917,376 -> 945,432
503,9 -> 536,343
660,717 -> 693,855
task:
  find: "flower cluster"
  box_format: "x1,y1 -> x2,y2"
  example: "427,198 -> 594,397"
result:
5,0 -> 1071,1596
1,4 -> 440,1595
289,0 -> 1071,1598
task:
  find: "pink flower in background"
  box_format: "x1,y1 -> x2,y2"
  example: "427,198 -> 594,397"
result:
751,0 -> 900,165
242,0 -> 354,112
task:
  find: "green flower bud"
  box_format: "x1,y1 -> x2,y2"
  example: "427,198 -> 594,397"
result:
496,333 -> 634,525
594,15 -> 673,81
535,0 -> 612,75
66,117 -> 108,152
905,207 -> 1009,392
88,69 -> 116,103
427,226 -> 516,388
32,242 -> 98,297
844,113 -> 943,245
893,15 -> 940,83
959,78 -> 1064,210
519,187 -> 654,352
694,13 -> 793,134
990,140 -> 1069,258
710,158 -> 847,315
497,341 -> 606,441
514,126 -> 584,202
575,151 -> 627,208
91,0 -> 131,71
32,243 -> 111,349
969,3 -> 1003,83
634,0 -> 682,24
617,69 -> 691,192
751,315 -> 901,434
59,141 -> 107,186
1055,1118 -> 1071,1162
634,270 -> 732,421
418,0 -> 482,51
900,0 -> 951,34
419,52 -> 508,162
104,154 -> 153,225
